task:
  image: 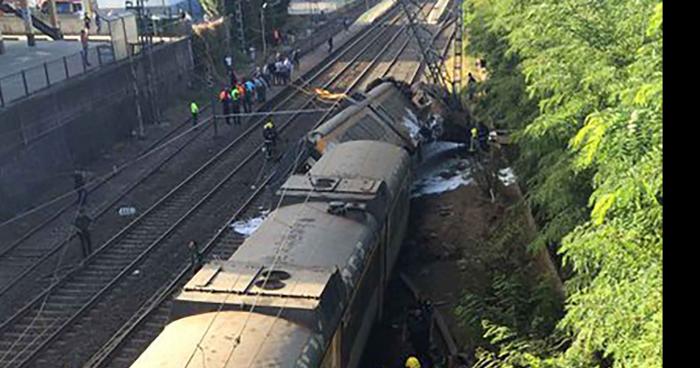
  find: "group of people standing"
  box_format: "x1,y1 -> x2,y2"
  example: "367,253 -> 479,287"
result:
216,76 -> 268,126
189,51 -> 302,129
262,51 -> 299,86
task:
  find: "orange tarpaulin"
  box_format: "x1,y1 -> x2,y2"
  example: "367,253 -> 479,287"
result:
314,88 -> 346,101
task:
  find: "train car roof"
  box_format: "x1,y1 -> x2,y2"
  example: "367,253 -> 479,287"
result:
130,311 -> 313,368
308,140 -> 410,199
232,201 -> 378,269
175,201 -> 378,321
309,82 -> 423,153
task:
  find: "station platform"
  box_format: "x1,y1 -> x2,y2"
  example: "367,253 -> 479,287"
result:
427,0 -> 451,24
288,0 -> 355,15
0,39 -> 109,105
286,0 -> 397,84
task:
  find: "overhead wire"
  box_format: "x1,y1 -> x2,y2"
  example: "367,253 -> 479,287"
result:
0,106 -> 326,232
183,139 -> 311,367
0,207 -> 85,364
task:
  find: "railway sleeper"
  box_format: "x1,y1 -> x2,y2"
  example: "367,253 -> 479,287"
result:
99,252 -> 139,260
88,263 -> 127,272
79,268 -> 122,278
0,325 -> 52,343
47,291 -> 93,304
119,238 -> 157,248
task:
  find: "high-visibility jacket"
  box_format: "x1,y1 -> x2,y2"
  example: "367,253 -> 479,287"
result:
230,88 -> 240,101
405,356 -> 421,368
237,85 -> 246,98
471,127 -> 478,138
190,102 -> 199,115
263,121 -> 276,140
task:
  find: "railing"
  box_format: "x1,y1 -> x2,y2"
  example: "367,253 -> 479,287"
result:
0,43 -> 115,108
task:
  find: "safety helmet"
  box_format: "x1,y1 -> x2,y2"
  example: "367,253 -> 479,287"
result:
405,356 -> 421,368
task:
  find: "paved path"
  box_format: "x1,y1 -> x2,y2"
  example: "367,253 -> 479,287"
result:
291,0 -> 396,75
0,39 -> 112,106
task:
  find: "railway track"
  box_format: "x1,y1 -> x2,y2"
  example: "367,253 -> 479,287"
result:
0,109 -> 213,303
0,4 -> 422,367
86,3 -> 455,368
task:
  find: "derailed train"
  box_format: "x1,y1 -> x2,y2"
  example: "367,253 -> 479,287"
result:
131,79 -> 441,368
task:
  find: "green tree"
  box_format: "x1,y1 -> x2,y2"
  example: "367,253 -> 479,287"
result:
459,1 -> 662,366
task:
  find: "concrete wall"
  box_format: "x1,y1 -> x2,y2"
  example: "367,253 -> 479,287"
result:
0,38 -> 193,217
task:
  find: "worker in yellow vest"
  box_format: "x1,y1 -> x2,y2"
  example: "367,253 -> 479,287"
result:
469,126 -> 478,153
230,87 -> 241,125
263,120 -> 278,160
190,100 -> 200,127
405,356 -> 421,368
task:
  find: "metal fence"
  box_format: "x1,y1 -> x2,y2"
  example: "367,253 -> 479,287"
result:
0,44 -> 116,108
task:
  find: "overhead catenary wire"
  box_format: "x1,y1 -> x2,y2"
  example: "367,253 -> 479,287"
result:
193,6 -> 445,362
0,50 -> 333,232
183,142 -> 310,368
0,107 -> 331,232
214,107 -> 333,118
0,208 -> 85,364
218,83 -> 373,360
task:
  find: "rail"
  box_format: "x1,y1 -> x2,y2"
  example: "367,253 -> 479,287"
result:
0,5 -> 406,366
86,2 -> 446,366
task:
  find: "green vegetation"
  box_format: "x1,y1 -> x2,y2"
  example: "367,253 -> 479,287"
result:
198,0 -> 292,49
456,0 -> 662,367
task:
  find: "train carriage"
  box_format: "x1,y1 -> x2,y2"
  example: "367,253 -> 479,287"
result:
131,140 -> 412,368
308,80 -> 427,158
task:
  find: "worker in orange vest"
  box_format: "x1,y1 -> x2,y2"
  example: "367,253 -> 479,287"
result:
219,87 -> 232,125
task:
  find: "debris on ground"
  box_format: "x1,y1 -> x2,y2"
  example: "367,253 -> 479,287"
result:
362,158 -> 557,367
229,210 -> 270,236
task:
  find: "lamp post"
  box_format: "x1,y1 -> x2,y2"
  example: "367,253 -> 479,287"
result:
260,2 -> 268,59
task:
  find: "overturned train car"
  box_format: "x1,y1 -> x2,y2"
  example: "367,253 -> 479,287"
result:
131,80 -> 438,368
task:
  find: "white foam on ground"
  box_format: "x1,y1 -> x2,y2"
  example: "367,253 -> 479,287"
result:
420,141 -> 463,158
402,108 -> 422,145
412,158 -> 474,198
498,167 -> 517,186
230,212 -> 268,236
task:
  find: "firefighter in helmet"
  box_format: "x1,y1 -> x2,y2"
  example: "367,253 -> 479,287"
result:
263,119 -> 278,159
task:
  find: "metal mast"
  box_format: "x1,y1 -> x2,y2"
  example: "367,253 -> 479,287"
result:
397,0 -> 449,89
233,0 -> 246,51
453,0 -> 463,98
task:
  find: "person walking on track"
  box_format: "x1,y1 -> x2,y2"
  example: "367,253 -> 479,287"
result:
73,169 -> 88,206
74,208 -> 93,258
190,100 -> 200,128
263,119 -> 278,160
188,240 -> 203,274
